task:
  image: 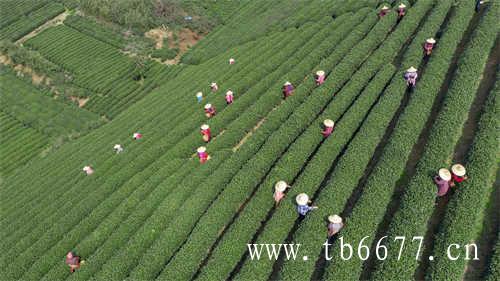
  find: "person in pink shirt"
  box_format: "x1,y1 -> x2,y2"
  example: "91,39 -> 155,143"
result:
225,90 -> 234,104
273,180 -> 290,205
322,119 -> 335,138
197,146 -> 210,164
82,166 -> 94,175
200,124 -> 211,142
434,168 -> 452,196
283,81 -> 294,99
327,215 -> 344,238
133,132 -> 142,140
315,70 -> 325,86
397,3 -> 406,21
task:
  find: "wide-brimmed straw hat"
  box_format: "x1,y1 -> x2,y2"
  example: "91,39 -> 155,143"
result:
381,5 -> 389,10
229,58 -> 235,61
201,124 -> 209,130
114,144 -> 121,149
204,103 -> 212,109
275,181 -> 288,192
407,66 -> 417,72
426,38 -> 436,44
323,119 -> 335,127
296,193 -> 309,205
399,3 -> 406,8
316,70 -> 325,76
451,164 -> 466,176
211,82 -> 217,87
197,146 -> 206,153
438,168 -> 452,181
284,81 -> 291,86
196,92 -> 203,97
328,215 -> 342,224
226,91 -> 233,96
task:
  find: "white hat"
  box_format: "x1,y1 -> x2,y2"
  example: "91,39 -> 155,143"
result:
296,193 -> 309,205
83,166 -> 90,171
196,92 -> 203,97
275,181 -> 288,192
382,5 -> 389,10
204,103 -> 212,109
229,58 -> 235,62
211,82 -> 217,87
451,164 -> 466,177
316,70 -> 325,76
197,146 -> 206,153
328,215 -> 343,224
323,119 -> 334,127
114,144 -> 121,149
438,168 -> 452,181
284,81 -> 291,86
407,66 -> 417,73
201,124 -> 209,130
226,90 -> 233,96
426,38 -> 436,44
398,3 -> 406,8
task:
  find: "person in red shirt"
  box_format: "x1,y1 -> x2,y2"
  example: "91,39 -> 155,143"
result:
273,180 -> 290,206
451,164 -> 468,187
379,6 -> 390,17
423,38 -> 436,57
200,124 -> 211,142
65,252 -> 81,273
322,119 -> 335,137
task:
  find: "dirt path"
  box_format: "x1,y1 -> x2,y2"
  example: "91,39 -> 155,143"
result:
16,10 -> 69,45
232,117 -> 267,152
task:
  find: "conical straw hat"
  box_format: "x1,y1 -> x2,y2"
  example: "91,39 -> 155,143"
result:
451,164 -> 466,176
426,38 -> 436,44
399,3 -> 406,8
226,90 -> 233,96
211,82 -> 217,87
196,92 -> 203,97
201,124 -> 209,130
284,81 -> 291,86
328,215 -> 342,224
439,168 -> 452,181
204,103 -> 212,109
275,181 -> 288,192
316,70 -> 325,76
296,193 -> 309,205
407,66 -> 417,72
197,146 -> 206,153
382,5 -> 389,10
323,119 -> 334,127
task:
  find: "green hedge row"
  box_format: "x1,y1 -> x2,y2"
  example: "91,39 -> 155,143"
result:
371,1 -> 499,279
2,21 -> 332,278
485,238 -> 500,281
426,73 -> 499,279
0,2 -> 64,41
88,16 -> 361,281
158,11 -> 385,281
0,28 -> 296,277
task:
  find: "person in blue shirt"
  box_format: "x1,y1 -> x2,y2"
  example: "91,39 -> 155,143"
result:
296,193 -> 318,216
